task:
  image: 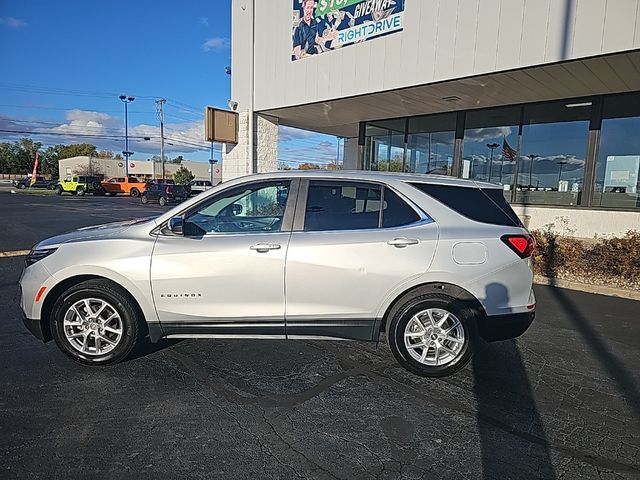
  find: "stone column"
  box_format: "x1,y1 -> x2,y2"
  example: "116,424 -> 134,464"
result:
222,111 -> 251,181
255,114 -> 279,173
343,137 -> 360,170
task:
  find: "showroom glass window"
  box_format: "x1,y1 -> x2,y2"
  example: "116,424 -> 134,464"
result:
407,113 -> 456,175
515,101 -> 590,206
364,119 -> 406,172
593,92 -> 640,210
461,106 -> 520,196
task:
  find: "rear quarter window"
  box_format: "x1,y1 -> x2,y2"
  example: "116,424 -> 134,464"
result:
410,183 -> 522,227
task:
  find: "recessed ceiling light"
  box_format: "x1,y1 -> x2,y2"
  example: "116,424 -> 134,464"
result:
565,102 -> 592,108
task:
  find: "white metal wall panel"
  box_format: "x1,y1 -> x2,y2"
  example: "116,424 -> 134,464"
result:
520,0 -> 551,66
245,0 -> 640,111
603,0 -> 638,52
496,0 -> 526,71
414,0 -> 439,85
473,0 -> 502,73
453,0 -> 479,79
572,0 -> 606,58
433,0 -> 459,81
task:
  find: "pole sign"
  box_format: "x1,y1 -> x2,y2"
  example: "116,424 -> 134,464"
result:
292,0 -> 405,61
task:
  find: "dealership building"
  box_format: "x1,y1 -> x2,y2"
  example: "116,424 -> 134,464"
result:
222,0 -> 640,237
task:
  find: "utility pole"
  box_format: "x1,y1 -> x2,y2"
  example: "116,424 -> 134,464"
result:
156,98 -> 167,181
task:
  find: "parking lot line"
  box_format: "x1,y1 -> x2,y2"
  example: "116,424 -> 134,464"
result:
0,250 -> 30,258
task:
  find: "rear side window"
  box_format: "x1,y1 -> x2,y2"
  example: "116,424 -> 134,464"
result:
410,183 -> 522,227
303,181 -> 421,232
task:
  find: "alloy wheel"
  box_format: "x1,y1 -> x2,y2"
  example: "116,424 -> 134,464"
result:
62,298 -> 123,356
403,308 -> 465,367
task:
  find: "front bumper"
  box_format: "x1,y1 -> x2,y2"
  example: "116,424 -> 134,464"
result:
478,310 -> 535,342
22,313 -> 45,341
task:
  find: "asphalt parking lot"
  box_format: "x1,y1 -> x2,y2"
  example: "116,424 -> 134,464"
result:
0,190 -> 639,479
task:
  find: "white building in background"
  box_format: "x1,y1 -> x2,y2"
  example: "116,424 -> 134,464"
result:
222,0 -> 640,237
58,156 -> 221,184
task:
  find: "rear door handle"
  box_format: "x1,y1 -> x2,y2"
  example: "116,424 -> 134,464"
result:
387,238 -> 419,248
250,243 -> 282,253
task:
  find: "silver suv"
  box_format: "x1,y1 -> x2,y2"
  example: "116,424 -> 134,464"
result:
20,171 -> 536,377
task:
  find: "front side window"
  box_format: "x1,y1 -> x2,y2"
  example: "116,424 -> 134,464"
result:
184,181 -> 290,236
304,181 -> 421,232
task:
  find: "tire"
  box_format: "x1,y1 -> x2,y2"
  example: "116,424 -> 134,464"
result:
130,188 -> 140,198
158,196 -> 167,207
56,186 -> 63,195
18,184 -> 26,189
76,187 -> 85,196
387,293 -> 477,378
141,194 -> 149,204
50,280 -> 142,365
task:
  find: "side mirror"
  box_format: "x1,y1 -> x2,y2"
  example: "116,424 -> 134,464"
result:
168,216 -> 184,235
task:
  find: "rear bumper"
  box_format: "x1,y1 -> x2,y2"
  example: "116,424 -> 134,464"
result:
478,310 -> 535,342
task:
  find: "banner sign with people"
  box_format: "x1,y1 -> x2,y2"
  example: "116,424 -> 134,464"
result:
292,0 -> 405,61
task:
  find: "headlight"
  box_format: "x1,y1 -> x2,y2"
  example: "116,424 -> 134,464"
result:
25,248 -> 57,267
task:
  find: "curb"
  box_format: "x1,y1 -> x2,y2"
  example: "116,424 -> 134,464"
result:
534,275 -> 640,301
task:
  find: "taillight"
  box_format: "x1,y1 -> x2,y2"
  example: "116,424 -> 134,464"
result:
501,234 -> 536,259
165,186 -> 171,194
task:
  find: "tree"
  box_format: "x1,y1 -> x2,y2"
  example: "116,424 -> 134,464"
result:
57,143 -> 98,159
96,150 -> 115,158
114,153 -> 123,160
173,166 -> 194,184
0,138 -> 42,174
171,155 -> 184,164
297,162 -> 321,170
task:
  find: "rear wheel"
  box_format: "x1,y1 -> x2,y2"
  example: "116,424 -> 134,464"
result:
56,186 -> 63,195
141,194 -> 149,204
76,186 -> 85,196
130,188 -> 140,198
50,280 -> 142,365
387,293 -> 476,377
158,196 -> 167,207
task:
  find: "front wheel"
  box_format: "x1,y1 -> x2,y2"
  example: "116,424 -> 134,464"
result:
76,187 -> 85,196
18,184 -> 26,189
158,196 -> 167,207
130,188 -> 140,198
141,194 -> 149,204
50,280 -> 142,365
387,293 -> 476,377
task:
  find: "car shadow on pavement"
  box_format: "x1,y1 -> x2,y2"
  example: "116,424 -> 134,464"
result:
473,283 -> 556,479
126,338 -> 183,362
547,286 -> 640,421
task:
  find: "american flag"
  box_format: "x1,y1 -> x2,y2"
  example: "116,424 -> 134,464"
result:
502,139 -> 517,161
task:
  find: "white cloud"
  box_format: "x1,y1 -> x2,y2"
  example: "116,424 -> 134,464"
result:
464,126 -> 514,143
199,17 -> 210,27
202,37 -> 229,52
0,17 -> 27,28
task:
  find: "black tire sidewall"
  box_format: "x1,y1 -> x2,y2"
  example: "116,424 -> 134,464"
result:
141,195 -> 148,204
51,282 -> 139,365
388,295 -> 477,377
130,188 -> 139,197
159,196 -> 166,206
76,187 -> 85,196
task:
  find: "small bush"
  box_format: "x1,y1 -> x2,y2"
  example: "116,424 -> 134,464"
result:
530,228 -> 640,290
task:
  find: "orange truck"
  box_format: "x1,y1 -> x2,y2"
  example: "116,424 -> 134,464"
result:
101,176 -> 148,197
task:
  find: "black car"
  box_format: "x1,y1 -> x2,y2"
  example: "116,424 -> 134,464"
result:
141,183 -> 187,206
13,176 -> 58,190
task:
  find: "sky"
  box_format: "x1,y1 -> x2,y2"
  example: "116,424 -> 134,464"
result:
0,0 -> 337,166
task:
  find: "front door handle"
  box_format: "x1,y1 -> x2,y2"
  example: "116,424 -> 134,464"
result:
387,238 -> 419,248
250,243 -> 281,253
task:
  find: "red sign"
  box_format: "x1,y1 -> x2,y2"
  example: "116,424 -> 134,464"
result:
30,152 -> 39,186
130,162 -> 136,168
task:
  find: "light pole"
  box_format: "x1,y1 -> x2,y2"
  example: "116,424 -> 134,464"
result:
486,143 -> 499,183
119,95 -> 135,176
557,160 -> 568,190
527,154 -> 539,189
